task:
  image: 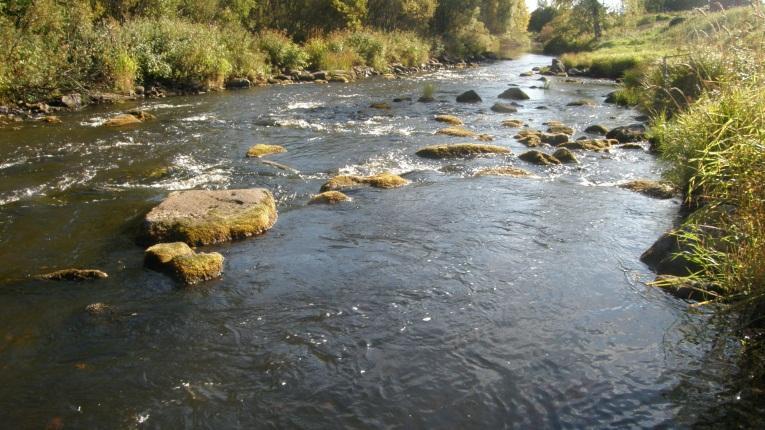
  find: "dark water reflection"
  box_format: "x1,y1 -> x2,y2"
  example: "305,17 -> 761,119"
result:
0,54 -> 751,428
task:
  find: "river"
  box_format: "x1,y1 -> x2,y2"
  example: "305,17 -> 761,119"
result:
0,54 -> 748,428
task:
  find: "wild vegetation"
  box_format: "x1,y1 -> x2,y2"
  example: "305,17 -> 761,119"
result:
0,0 -> 530,103
529,0 -> 765,362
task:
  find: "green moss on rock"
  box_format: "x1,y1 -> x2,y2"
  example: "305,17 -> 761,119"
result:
309,191 -> 351,204
144,242 -> 195,270
434,115 -> 463,126
416,143 -> 510,159
170,252 -> 224,285
246,144 -> 287,158
320,172 -> 408,192
435,127 -> 476,138
39,269 -> 108,281
559,139 -> 613,152
619,180 -> 675,199
144,189 -> 277,246
519,150 -> 561,166
475,166 -> 532,177
552,148 -> 579,164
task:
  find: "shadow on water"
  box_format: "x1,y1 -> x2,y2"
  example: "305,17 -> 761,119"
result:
0,53 -> 760,428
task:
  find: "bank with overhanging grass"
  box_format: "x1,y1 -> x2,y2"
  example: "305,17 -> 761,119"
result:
548,4 -> 765,329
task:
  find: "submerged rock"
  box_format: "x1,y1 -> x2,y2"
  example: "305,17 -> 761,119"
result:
434,114 -> 463,126
619,180 -> 675,199
456,90 -> 482,103
651,275 -> 717,301
39,269 -> 108,281
558,139 -> 613,152
519,150 -> 561,166
370,102 -> 391,110
170,252 -> 224,285
246,144 -> 287,158
539,133 -> 569,145
309,191 -> 351,204
547,124 -> 574,135
490,102 -> 518,113
475,166 -> 532,177
104,113 -> 142,127
501,119 -> 525,128
85,303 -> 112,316
416,143 -> 510,159
321,172 -> 408,192
585,124 -> 609,135
552,148 -> 578,164
641,231 -> 702,276
517,135 -> 542,147
566,99 -> 596,107
498,87 -> 530,100
42,116 -> 62,124
606,124 -> 646,143
619,143 -> 645,150
435,127 -> 476,138
143,189 -> 277,246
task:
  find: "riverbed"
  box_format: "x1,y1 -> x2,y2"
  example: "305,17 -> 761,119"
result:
0,54 -> 745,428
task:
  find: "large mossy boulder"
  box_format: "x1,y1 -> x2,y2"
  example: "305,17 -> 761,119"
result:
416,143 -> 510,159
546,124 -> 574,135
246,144 -> 286,158
498,87 -> 530,100
143,189 -> 277,246
619,180 -> 675,199
606,124 -> 647,143
456,90 -> 482,103
519,150 -> 561,166
320,172 -> 408,192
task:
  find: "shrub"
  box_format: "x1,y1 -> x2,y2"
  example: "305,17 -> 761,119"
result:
257,29 -> 307,72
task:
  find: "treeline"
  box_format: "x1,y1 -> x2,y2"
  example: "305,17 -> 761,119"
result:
0,0 -> 529,102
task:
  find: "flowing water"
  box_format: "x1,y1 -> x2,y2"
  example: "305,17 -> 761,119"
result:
0,54 -> 750,428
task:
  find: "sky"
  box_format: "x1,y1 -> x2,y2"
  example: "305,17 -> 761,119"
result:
525,0 -> 621,11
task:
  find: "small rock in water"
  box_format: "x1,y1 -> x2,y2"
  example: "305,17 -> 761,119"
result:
456,90 -> 482,103
370,102 -> 391,110
475,166 -> 532,177
416,143 -> 510,159
498,87 -> 530,100
170,252 -> 225,286
320,172 -> 408,192
309,191 -> 351,205
539,133 -> 569,146
519,150 -> 561,166
585,124 -> 609,135
85,303 -> 112,316
246,144 -> 286,158
547,124 -> 574,135
435,127 -> 476,138
144,242 -> 195,270
607,124 -> 647,143
501,119 -> 525,128
39,269 -> 108,281
490,102 -> 518,113
619,180 -> 675,199
552,148 -> 578,164
566,99 -> 596,107
434,114 -> 463,126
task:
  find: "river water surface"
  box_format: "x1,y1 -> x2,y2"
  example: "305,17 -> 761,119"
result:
0,54 -> 748,428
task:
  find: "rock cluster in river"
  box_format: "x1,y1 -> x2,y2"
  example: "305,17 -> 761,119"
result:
145,242 -> 224,285
416,143 -> 511,159
320,173 -> 409,192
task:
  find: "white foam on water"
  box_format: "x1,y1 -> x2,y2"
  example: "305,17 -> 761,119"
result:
181,114 -> 217,122
0,185 -> 46,206
276,118 -> 326,131
81,116 -> 107,127
151,154 -> 230,190
338,152 -> 438,177
0,158 -> 26,170
286,101 -> 324,110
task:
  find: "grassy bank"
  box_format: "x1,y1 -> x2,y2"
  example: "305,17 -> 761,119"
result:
554,4 -> 765,323
0,1 -> 530,105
